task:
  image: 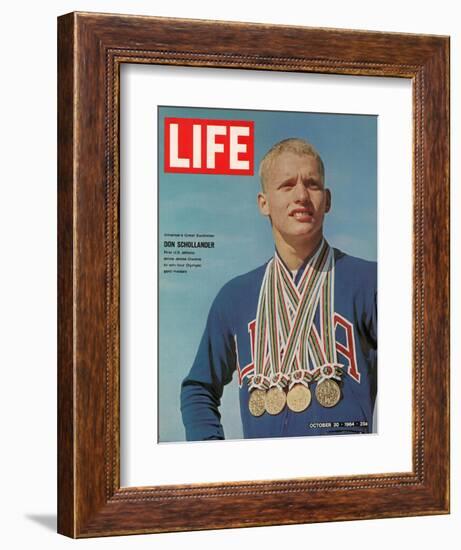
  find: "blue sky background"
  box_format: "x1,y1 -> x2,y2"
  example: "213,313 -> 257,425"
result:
158,106 -> 377,442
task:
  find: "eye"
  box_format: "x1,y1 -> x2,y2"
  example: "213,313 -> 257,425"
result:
278,181 -> 295,190
307,180 -> 321,190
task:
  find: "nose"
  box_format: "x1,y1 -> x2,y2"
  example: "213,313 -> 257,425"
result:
293,179 -> 310,202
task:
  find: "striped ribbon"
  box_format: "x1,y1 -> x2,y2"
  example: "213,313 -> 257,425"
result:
306,252 -> 344,383
248,263 -> 272,391
249,240 -> 335,391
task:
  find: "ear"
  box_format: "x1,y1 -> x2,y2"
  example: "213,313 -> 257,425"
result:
257,192 -> 270,216
325,189 -> 331,213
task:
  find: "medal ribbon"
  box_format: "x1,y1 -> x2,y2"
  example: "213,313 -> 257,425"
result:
268,240 -> 331,388
275,242 -> 333,388
249,240 -> 340,392
248,261 -> 272,391
305,252 -> 344,382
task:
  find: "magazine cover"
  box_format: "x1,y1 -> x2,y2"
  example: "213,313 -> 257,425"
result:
158,106 -> 377,443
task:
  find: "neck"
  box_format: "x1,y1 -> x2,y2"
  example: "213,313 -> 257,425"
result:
273,232 -> 323,270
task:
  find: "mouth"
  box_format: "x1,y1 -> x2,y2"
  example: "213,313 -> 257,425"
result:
290,208 -> 314,222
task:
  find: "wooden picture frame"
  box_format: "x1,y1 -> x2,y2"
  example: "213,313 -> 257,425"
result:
57,12 -> 450,537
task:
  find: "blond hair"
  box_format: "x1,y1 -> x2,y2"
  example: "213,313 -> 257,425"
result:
259,138 -> 325,191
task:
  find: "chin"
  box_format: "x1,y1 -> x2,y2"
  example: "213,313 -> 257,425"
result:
291,223 -> 318,235
294,220 -> 324,235
283,228 -> 318,242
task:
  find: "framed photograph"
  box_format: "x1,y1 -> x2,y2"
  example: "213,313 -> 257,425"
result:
57,12 -> 449,537
157,105 -> 378,444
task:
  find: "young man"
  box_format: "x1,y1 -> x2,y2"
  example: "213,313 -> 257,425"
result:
181,138 -> 377,440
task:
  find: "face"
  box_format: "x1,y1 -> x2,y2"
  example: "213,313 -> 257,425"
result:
258,151 -> 331,246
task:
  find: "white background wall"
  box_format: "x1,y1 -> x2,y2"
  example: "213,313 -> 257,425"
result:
0,1 -> 457,548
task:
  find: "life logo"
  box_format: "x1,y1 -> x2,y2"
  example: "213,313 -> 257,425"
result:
164,117 -> 254,175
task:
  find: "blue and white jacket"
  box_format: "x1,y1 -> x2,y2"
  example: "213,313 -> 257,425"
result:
181,248 -> 377,440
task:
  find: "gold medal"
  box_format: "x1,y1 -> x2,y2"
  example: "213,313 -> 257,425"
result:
265,387 -> 286,415
315,379 -> 341,408
248,389 -> 266,417
286,384 -> 311,413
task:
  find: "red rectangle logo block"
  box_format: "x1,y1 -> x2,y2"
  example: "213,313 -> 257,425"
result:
164,117 -> 254,175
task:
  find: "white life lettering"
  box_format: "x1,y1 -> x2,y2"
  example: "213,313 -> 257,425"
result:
229,126 -> 250,170
168,123 -> 190,168
206,125 -> 226,169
